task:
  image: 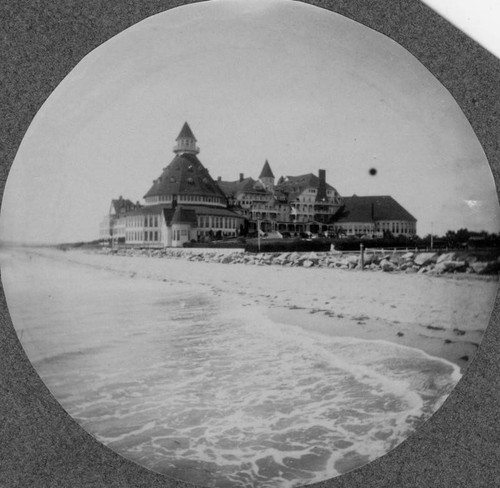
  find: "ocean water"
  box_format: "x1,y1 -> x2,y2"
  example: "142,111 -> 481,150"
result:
1,250 -> 461,488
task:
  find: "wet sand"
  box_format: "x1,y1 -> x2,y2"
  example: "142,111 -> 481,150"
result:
10,247 -> 498,372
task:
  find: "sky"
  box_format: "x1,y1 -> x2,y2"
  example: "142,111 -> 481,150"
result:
1,0 -> 499,243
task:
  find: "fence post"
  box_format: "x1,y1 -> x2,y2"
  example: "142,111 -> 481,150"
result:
359,243 -> 364,270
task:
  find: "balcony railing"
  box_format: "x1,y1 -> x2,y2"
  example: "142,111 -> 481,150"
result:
173,144 -> 200,153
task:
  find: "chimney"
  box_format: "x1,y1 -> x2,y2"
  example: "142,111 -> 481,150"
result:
316,169 -> 327,202
218,176 -> 222,182
239,173 -> 244,182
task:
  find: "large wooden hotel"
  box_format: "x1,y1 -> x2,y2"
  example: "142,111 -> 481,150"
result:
99,123 -> 417,247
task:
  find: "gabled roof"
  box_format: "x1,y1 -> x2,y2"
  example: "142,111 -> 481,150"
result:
218,177 -> 270,197
127,203 -> 170,215
111,197 -> 137,214
275,173 -> 336,201
170,207 -> 198,226
337,195 -> 417,223
176,122 -> 196,141
259,160 -> 274,179
144,153 -> 226,199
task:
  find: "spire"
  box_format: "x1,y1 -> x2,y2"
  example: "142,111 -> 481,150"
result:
176,122 -> 196,141
173,122 -> 199,154
259,160 -> 275,179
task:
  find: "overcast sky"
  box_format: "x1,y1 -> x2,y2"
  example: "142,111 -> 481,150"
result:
1,0 -> 499,243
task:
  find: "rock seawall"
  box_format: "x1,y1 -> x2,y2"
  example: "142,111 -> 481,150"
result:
97,247 -> 500,276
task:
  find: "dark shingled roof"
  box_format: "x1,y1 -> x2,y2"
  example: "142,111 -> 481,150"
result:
184,205 -> 244,218
218,177 -> 269,197
127,203 -> 170,215
111,197 -> 137,214
176,122 -> 196,141
259,160 -> 275,179
144,153 -> 226,200
130,203 -> 243,220
336,196 -> 417,223
170,207 -> 198,226
275,173 -> 336,201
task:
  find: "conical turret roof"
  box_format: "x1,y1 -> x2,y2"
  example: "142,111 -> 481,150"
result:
176,122 -> 197,141
259,160 -> 275,179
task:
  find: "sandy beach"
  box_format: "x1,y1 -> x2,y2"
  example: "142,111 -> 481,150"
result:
37,247 -> 498,372
2,246 -> 497,486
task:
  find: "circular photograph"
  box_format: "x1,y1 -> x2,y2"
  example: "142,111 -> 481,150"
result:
1,1 -> 499,487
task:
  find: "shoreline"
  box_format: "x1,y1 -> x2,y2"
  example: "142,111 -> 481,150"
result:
96,245 -> 500,280
266,306 -> 481,373
3,247 -> 497,373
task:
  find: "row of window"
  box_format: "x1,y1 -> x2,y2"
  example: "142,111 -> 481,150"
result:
145,194 -> 225,205
343,225 -> 374,235
126,231 -> 159,242
198,216 -> 239,229
126,215 -> 159,228
340,221 -> 415,235
377,221 -> 416,234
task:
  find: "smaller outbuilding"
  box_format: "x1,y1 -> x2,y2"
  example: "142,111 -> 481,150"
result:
335,195 -> 417,237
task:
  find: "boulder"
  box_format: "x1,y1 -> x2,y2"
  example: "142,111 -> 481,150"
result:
470,261 -> 500,275
390,255 -> 405,266
414,252 -> 438,266
437,252 -> 456,264
303,260 -> 314,268
434,260 -> 467,274
277,253 -> 290,262
401,252 -> 414,261
221,255 -> 234,264
346,255 -> 360,265
305,252 -> 321,264
380,259 -> 397,272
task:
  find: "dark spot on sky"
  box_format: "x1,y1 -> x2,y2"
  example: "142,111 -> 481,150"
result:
369,168 -> 377,176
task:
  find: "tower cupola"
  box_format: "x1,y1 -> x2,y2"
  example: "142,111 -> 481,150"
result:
173,122 -> 200,155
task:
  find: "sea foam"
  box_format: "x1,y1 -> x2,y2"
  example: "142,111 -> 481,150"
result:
1,250 -> 461,487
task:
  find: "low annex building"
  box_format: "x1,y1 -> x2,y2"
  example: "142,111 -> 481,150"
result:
100,123 -> 418,247
335,195 -> 417,237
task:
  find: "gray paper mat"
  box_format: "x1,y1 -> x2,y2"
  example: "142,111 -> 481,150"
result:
1,1 -> 499,487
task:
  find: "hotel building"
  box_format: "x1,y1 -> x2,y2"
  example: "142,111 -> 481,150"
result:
100,123 -> 417,246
